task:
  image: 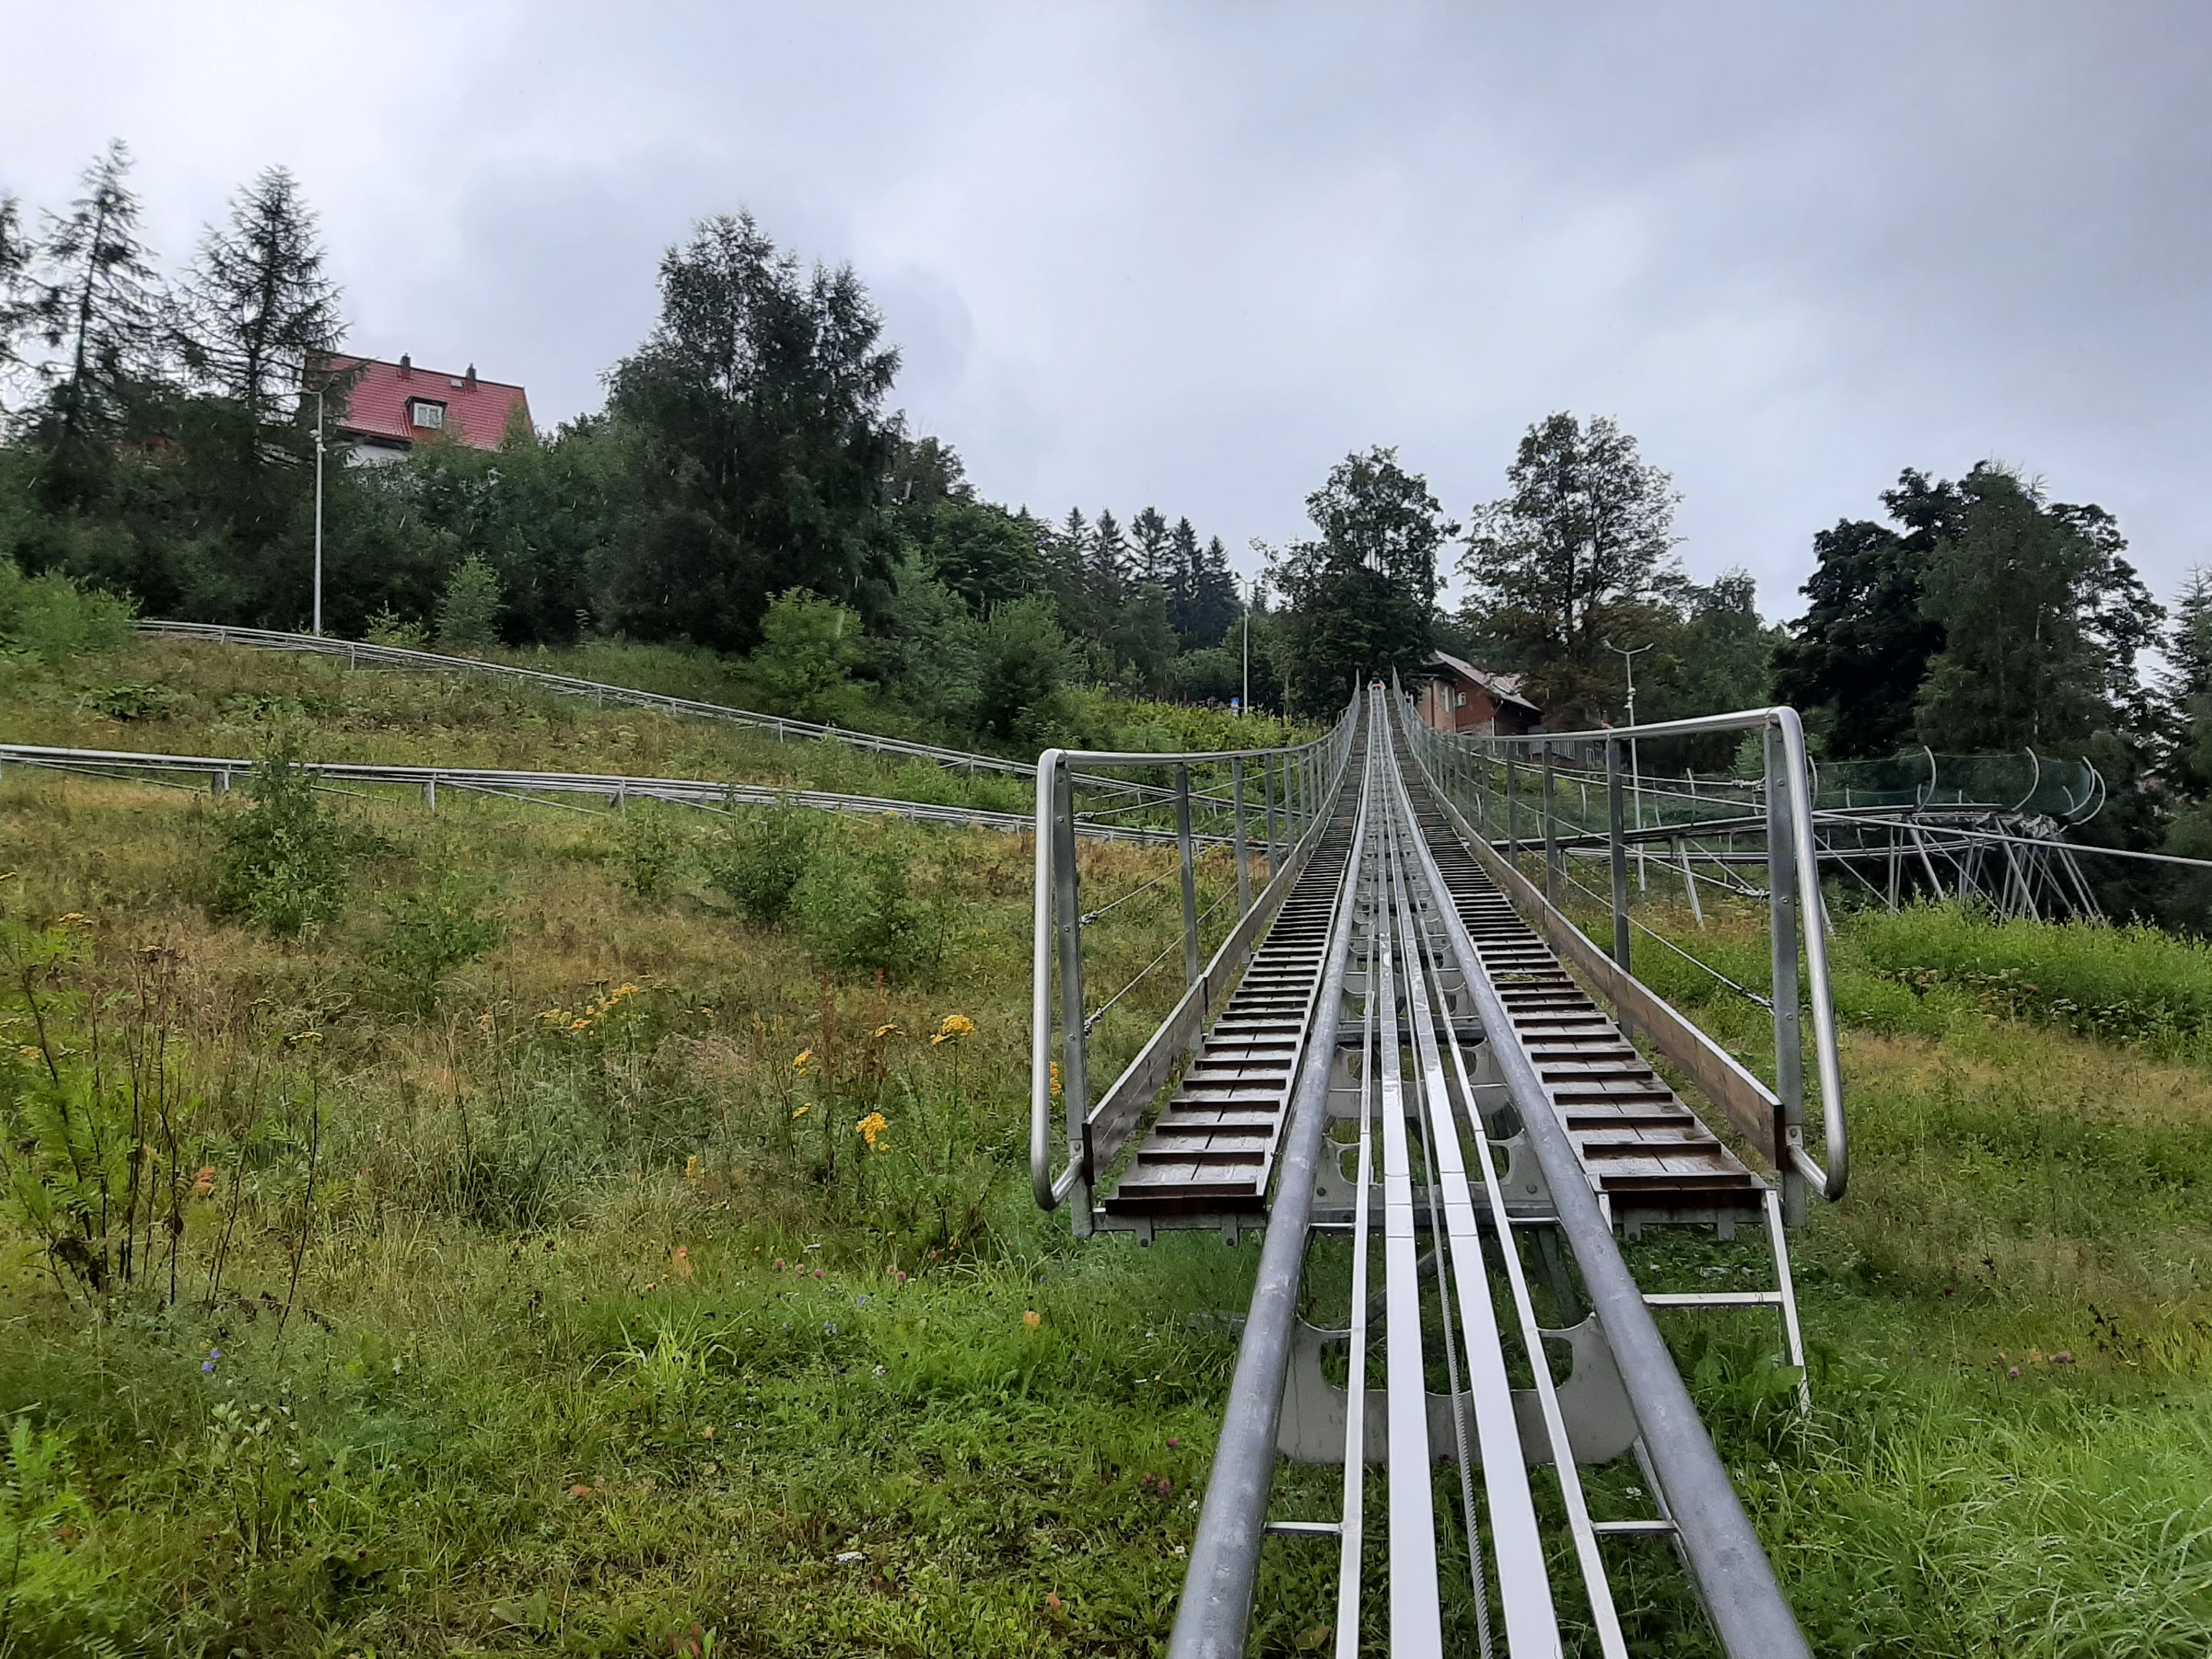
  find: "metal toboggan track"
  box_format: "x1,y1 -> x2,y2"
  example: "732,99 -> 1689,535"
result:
1157,695 -> 1813,1659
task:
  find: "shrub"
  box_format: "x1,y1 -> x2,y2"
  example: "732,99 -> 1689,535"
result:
365,604 -> 429,648
75,680 -> 183,721
791,836 -> 931,981
611,806 -> 694,902
369,878 -> 505,1012
0,561 -> 137,663
700,806 -> 818,924
435,555 -> 502,649
212,748 -> 348,937
753,588 -> 861,718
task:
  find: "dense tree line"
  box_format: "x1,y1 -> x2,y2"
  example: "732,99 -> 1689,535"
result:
0,146 -> 1261,753
9,141 -> 2210,853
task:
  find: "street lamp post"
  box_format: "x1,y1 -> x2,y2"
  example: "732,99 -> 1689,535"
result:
1241,578 -> 1252,716
1606,638 -> 1654,889
313,385 -> 326,637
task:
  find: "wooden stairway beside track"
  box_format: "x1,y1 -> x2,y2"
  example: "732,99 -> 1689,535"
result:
1409,789 -> 1767,1230
1101,753 -> 1366,1220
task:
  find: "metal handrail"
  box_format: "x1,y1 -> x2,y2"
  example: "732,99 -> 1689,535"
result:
1397,695 -> 1848,1206
0,743 -> 1213,846
1029,690 -> 1365,1214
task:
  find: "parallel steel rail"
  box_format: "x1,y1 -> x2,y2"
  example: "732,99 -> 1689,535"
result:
137,618 -> 1043,776
1041,689 -> 1839,1656
136,618 -> 1267,807
0,743 -> 1204,846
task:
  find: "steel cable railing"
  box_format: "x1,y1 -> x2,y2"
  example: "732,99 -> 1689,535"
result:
1394,686 -> 1849,1212
1030,690 -> 1365,1221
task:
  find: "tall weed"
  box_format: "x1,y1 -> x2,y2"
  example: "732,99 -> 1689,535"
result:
211,748 -> 348,937
0,561 -> 136,663
0,1416 -> 139,1646
1852,903 -> 2212,1053
368,877 -> 505,1012
700,806 -> 816,925
791,837 -> 933,982
610,807 -> 694,903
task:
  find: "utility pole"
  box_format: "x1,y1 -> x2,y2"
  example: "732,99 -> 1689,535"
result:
313,383 -> 326,637
1241,578 -> 1252,715
1607,639 -> 1654,887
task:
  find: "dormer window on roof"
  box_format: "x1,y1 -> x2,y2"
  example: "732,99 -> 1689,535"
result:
319,353 -> 531,460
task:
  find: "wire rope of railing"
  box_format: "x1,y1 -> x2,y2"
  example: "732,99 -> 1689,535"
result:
1539,856 -> 1775,1012
1080,866 -> 1181,928
1082,888 -> 1237,1035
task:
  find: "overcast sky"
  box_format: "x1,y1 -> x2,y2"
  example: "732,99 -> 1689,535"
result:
5,2 -> 2208,618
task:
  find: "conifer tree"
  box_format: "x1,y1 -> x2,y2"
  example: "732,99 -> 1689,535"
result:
606,210 -> 901,649
180,167 -> 346,456
1277,446 -> 1452,711
1915,466 -> 2160,751
28,141 -> 164,505
1460,412 -> 1679,726
1130,506 -> 1172,591
2161,568 -> 2212,801
1167,515 -> 1201,637
1192,533 -> 1241,647
1088,508 -> 1128,606
0,194 -> 36,399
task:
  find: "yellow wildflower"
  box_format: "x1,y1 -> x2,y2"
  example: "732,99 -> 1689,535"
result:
873,1023 -> 900,1040
793,1049 -> 813,1071
931,1014 -> 976,1046
671,1245 -> 695,1279
792,1106 -> 811,1119
1049,1061 -> 1062,1099
571,1018 -> 591,1033
16,1046 -> 39,1061
855,1112 -> 888,1151
686,1154 -> 704,1182
57,913 -> 88,928
1022,1310 -> 1042,1332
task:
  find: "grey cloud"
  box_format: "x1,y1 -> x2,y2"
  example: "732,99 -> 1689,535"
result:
5,0 -> 2210,619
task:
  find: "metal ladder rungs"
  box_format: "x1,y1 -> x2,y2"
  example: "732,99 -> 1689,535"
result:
1263,1518 -> 1343,1539
1590,1518 -> 1678,1538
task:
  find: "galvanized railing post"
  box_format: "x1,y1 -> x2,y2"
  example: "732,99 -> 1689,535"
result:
1541,745 -> 1561,907
1051,763 -> 1094,1231
1765,724 -> 1807,1227
1231,756 -> 1251,916
1176,763 -> 1201,987
1608,735 -> 1631,969
1263,754 -> 1278,862
1505,743 -> 1521,862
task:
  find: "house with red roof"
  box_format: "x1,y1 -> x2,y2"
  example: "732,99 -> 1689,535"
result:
1416,651 -> 1543,737
323,354 -> 531,463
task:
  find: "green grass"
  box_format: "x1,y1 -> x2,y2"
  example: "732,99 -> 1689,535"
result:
5,643 -> 2212,1653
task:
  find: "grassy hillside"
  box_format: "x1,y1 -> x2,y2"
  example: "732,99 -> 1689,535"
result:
1,634 -> 1307,803
1,643 -> 2208,1654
